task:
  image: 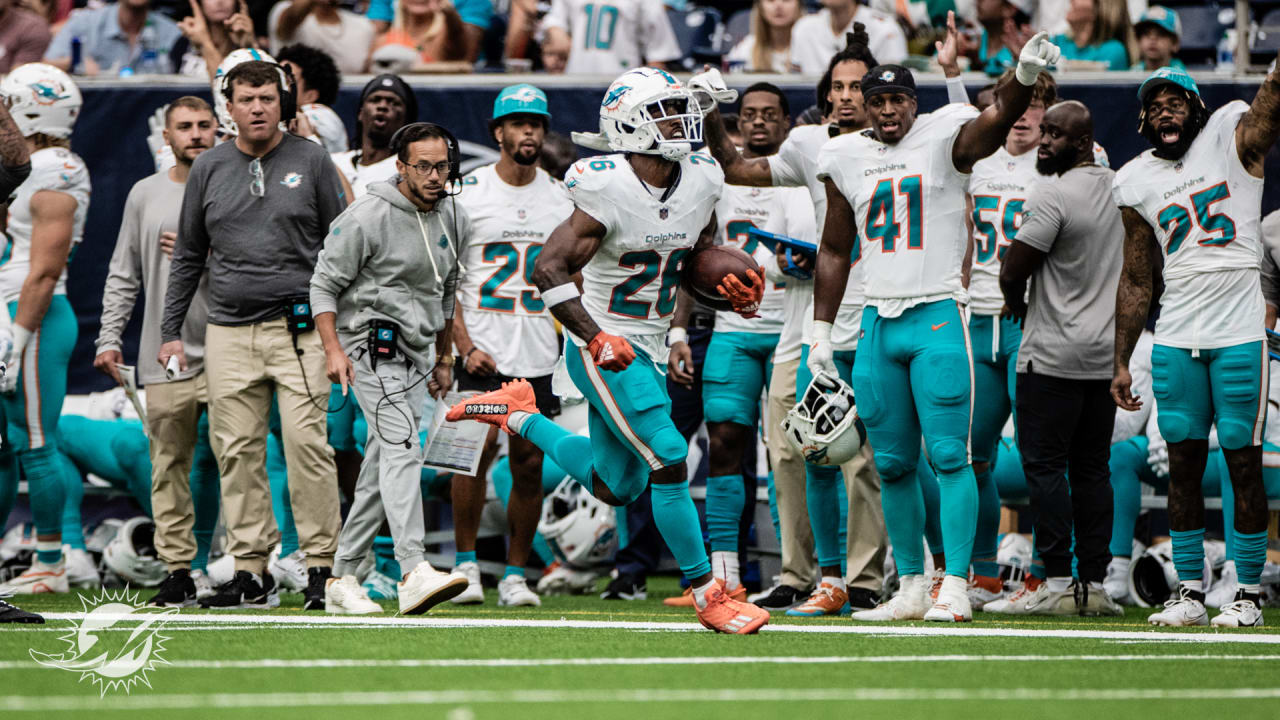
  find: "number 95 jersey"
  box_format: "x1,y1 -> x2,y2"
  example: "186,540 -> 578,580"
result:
1113,101 -> 1264,350
456,164 -> 574,377
567,152 -> 722,342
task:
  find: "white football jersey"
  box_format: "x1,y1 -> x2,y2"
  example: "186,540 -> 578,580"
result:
331,150 -> 398,199
713,182 -> 790,334
769,123 -> 863,349
967,145 -> 1040,315
1113,101 -> 1264,350
542,0 -> 681,75
818,104 -> 980,318
456,164 -> 574,377
0,147 -> 91,303
766,186 -> 817,364
567,151 -> 722,348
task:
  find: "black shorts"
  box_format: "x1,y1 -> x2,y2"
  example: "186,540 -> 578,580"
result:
454,365 -> 561,418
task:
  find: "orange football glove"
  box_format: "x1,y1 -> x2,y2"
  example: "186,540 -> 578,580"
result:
587,331 -> 636,371
717,267 -> 765,318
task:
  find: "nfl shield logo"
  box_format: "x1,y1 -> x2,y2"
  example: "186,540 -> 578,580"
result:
1007,161 -> 1016,171
518,209 -> 527,220
1174,161 -> 1184,173
659,207 -> 669,220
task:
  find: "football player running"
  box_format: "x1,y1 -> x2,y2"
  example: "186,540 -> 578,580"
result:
448,68 -> 771,633
811,35 -> 1062,623
450,84 -> 574,607
1112,64 -> 1280,628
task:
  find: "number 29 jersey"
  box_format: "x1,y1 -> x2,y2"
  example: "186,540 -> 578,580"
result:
1113,101 -> 1264,350
566,152 -> 722,345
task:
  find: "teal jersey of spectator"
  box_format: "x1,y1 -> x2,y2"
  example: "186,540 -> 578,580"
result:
978,29 -> 1015,76
366,0 -> 493,29
1049,33 -> 1129,70
45,4 -> 182,73
1130,56 -> 1185,72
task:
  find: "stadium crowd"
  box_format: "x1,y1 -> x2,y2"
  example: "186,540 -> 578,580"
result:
0,2 -> 1278,633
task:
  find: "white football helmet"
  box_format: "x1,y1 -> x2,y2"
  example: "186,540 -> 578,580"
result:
538,477 -> 618,568
0,62 -> 81,139
996,532 -> 1032,586
1127,539 -> 1214,608
212,47 -> 282,136
102,517 -> 168,587
299,103 -> 349,153
571,67 -> 703,161
781,371 -> 866,466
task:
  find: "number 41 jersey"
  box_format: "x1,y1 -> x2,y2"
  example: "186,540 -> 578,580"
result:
1113,101 -> 1264,350
567,152 -> 722,343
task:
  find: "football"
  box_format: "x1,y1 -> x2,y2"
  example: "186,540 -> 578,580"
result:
680,245 -> 761,312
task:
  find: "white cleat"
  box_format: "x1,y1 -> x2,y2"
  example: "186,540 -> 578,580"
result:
0,559 -> 69,594
498,575 -> 542,607
1077,580 -> 1124,617
1019,582 -> 1080,616
63,546 -> 101,588
966,578 -> 1004,611
269,548 -> 308,593
1211,592 -> 1264,628
925,574 -> 973,622
400,562 -> 468,615
852,574 -> 929,621
450,561 -> 484,604
1206,560 -> 1238,609
984,580 -> 1040,614
1147,585 -> 1208,626
537,562 -> 599,595
1104,557 -> 1132,605
325,575 -> 383,615
191,569 -> 215,599
205,554 -> 235,587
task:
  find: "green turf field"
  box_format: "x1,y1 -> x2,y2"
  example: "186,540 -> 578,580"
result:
2,577 -> 1279,719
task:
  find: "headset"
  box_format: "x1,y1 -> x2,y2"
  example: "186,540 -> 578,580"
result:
389,121 -> 462,185
219,59 -> 297,123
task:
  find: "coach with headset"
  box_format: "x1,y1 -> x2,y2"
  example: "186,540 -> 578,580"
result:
160,60 -> 346,611
309,122 -> 473,615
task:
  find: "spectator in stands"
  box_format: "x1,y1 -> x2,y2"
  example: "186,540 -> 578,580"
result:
1050,0 -> 1133,70
174,0 -> 256,78
160,60 -> 345,611
44,0 -> 183,74
277,44 -> 347,153
1130,5 -> 1182,72
0,0 -> 52,74
23,0 -> 75,38
333,73 -> 418,198
268,0 -> 374,74
726,0 -> 803,73
368,0 -> 470,72
539,0 -> 681,74
966,0 -> 1035,76
367,0 -> 491,62
789,0 -> 906,75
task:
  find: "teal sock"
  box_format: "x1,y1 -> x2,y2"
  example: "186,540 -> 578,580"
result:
650,480 -> 711,581
765,472 -> 781,547
706,474 -> 743,552
521,415 -> 596,489
1170,528 -> 1205,581
918,460 -> 943,556
23,447 -> 67,542
1108,439 -> 1144,558
504,565 -> 525,579
836,471 -> 848,575
937,466 -> 978,577
1233,530 -> 1268,586
374,536 -> 401,578
267,434 -> 300,557
455,550 -> 477,566
880,471 -> 925,576
805,464 -> 843,567
973,465 -> 1000,578
59,453 -> 86,550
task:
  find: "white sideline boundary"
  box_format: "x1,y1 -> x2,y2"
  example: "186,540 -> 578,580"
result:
5,687 -> 1280,711
28,612 -> 1280,644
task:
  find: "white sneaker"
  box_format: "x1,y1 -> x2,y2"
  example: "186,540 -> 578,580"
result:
205,554 -> 235,587
1206,560 -> 1238,609
0,559 -> 69,594
191,569 -> 215,599
325,575 -> 383,615
269,548 -> 308,593
1078,580 -> 1124,617
399,562 -> 468,615
1147,585 -> 1208,626
925,574 -> 972,622
966,577 -> 1004,611
1104,557 -> 1131,605
1211,592 -> 1264,628
852,574 -> 929,621
1019,581 -> 1079,616
63,546 -> 100,588
450,561 -> 484,604
498,575 -> 542,607
984,580 -> 1039,614
537,562 -> 599,595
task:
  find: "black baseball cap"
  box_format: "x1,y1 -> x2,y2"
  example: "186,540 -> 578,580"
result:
861,65 -> 916,101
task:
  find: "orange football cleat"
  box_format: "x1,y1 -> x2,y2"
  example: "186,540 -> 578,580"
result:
695,584 -> 770,634
445,380 -> 539,434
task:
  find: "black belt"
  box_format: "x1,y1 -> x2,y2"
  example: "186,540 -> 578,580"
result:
689,313 -> 715,330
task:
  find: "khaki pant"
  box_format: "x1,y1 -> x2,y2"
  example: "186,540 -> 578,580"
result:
765,357 -> 817,590
147,373 -> 208,571
842,441 -> 887,592
205,318 -> 340,574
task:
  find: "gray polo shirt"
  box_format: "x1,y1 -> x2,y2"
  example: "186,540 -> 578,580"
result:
1015,164 -> 1124,380
1260,210 -> 1280,307
45,5 -> 181,73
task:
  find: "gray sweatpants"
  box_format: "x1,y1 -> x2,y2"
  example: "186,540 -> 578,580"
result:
332,349 -> 430,578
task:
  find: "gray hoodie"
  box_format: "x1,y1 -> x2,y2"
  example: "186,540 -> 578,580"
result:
310,178 -> 470,369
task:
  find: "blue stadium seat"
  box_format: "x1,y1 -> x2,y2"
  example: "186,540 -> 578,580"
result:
666,6 -> 728,71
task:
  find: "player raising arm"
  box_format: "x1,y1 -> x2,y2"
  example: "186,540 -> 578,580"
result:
1111,65 -> 1280,628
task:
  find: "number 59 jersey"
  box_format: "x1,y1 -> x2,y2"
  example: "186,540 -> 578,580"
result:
817,104 -> 979,319
1113,101 -> 1264,350
567,152 -> 722,342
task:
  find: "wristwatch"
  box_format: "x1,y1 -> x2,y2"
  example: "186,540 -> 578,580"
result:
435,354 -> 455,368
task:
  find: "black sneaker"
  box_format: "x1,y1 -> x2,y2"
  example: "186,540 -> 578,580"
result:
149,569 -> 196,608
600,573 -> 646,600
0,596 -> 43,623
749,583 -> 810,610
847,587 -> 881,610
200,570 -> 279,609
303,566 -> 332,611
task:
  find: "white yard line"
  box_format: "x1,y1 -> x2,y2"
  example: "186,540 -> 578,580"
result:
4,687 -> 1280,711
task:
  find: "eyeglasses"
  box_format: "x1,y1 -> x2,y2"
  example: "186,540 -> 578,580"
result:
249,157 -> 264,198
408,161 -> 451,178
